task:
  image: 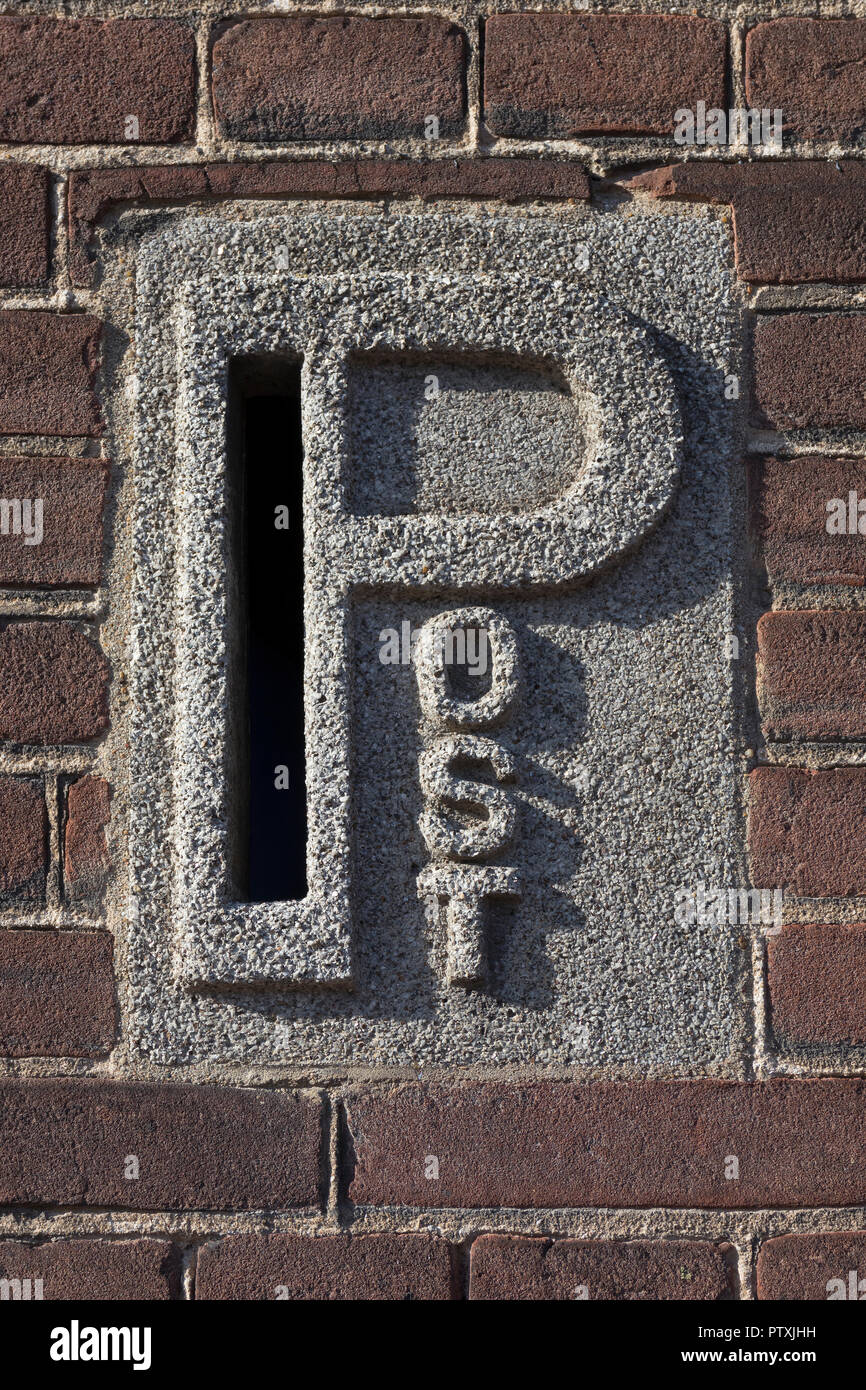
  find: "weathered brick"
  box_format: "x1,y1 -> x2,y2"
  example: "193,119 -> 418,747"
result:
0,457 -> 107,587
752,314 -> 866,431
0,313 -> 101,436
0,1238 -> 181,1299
749,455 -> 866,586
0,165 -> 49,287
758,1232 -> 866,1300
346,1080 -> 866,1208
0,623 -> 108,744
0,931 -> 115,1057
628,162 -> 866,285
750,767 -> 866,897
0,1081 -> 321,1210
756,610 -> 866,740
468,1235 -> 734,1300
0,776 -> 45,902
484,15 -> 726,138
197,1234 -> 456,1300
0,18 -> 195,144
212,16 -> 466,142
769,925 -> 866,1047
747,20 -> 866,144
64,775 -> 111,904
68,160 -> 590,286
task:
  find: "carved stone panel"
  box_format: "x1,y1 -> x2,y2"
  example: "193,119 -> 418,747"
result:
128,209 -> 741,1068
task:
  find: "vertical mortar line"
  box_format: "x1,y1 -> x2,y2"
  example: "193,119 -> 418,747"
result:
454,1233 -> 474,1300
744,1231 -> 759,1300
195,10 -> 218,157
45,769 -> 62,911
49,166 -> 69,298
468,10 -> 483,153
730,17 -> 748,118
725,1236 -> 753,1299
751,933 -> 775,1080
325,1089 -> 341,1224
182,1242 -> 198,1300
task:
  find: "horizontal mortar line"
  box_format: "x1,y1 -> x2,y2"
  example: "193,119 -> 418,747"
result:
0,1207 -> 324,1232
2,1206 -> 866,1241
779,897 -> 866,924
0,1061 -> 129,1083
0,1060 -> 772,1086
0,147 -> 257,169
5,141 -> 861,174
0,595 -> 107,619
83,147 -> 866,181
0,916 -> 108,931
0,753 -> 99,773
751,286 -> 866,310
0,438 -> 102,457
495,139 -> 866,164
199,143 -> 535,162
342,1205 -> 866,1232
760,742 -> 866,763
769,1056 -> 866,1076
747,431 -> 866,456
752,303 -> 866,319
0,294 -> 96,312
768,591 -> 866,611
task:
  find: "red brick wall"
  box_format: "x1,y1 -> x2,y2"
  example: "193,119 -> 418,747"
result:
0,4 -> 864,1303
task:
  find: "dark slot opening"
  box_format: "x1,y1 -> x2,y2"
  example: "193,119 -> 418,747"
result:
227,357 -> 307,902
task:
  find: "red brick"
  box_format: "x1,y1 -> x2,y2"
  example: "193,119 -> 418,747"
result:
747,20 -> 866,144
758,1232 -> 866,1300
0,623 -> 108,745
346,1080 -> 866,1209
749,455 -> 866,586
212,16 -> 466,142
0,1238 -> 181,1300
197,1234 -> 456,1300
468,1235 -> 734,1301
750,767 -> 866,897
0,165 -> 49,287
756,610 -> 866,740
752,314 -> 866,431
0,457 -> 107,587
484,15 -> 726,138
769,925 -> 866,1047
0,931 -> 115,1057
68,160 -> 589,286
628,162 -> 866,285
0,1080 -> 321,1210
64,775 -> 110,904
0,313 -> 101,436
0,18 -> 195,144
0,776 -> 45,903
